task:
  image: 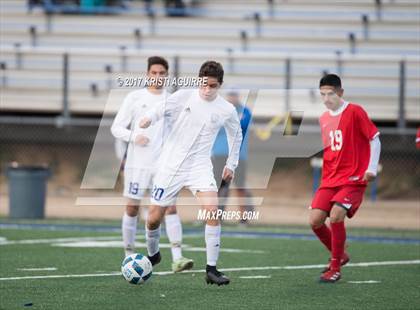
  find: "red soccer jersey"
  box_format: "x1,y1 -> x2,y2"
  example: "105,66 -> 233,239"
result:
416,128 -> 420,149
319,102 -> 379,188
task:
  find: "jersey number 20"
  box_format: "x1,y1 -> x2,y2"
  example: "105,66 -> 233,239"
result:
152,186 -> 164,201
329,130 -> 343,151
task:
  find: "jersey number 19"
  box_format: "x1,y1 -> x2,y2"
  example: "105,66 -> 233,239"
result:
329,130 -> 343,151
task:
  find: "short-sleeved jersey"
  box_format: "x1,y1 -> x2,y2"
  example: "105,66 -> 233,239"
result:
319,102 -> 379,188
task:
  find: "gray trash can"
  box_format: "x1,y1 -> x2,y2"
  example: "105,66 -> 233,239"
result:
6,164 -> 50,219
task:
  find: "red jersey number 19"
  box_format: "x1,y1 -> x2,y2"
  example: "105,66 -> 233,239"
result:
329,130 -> 343,151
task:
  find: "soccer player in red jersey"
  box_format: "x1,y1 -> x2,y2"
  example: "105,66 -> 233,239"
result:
309,74 -> 381,283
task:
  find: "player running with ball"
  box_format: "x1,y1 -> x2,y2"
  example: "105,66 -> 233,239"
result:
111,56 -> 194,273
139,61 -> 242,286
309,74 -> 381,283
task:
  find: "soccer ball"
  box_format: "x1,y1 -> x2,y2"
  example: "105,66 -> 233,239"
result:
121,253 -> 153,285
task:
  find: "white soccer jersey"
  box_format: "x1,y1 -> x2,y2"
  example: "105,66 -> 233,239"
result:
111,88 -> 169,169
147,89 -> 243,175
114,138 -> 128,161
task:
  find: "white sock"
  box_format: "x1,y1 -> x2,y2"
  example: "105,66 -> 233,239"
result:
165,214 -> 183,262
122,213 -> 137,253
146,225 -> 161,257
205,224 -> 221,266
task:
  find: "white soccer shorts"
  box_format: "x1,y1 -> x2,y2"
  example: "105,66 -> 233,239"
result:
150,169 -> 218,206
123,168 -> 154,200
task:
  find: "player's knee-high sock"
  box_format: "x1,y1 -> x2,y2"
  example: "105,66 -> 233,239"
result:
312,224 -> 332,252
165,214 -> 183,261
330,221 -> 346,271
122,213 -> 138,254
205,224 -> 221,266
146,226 -> 161,257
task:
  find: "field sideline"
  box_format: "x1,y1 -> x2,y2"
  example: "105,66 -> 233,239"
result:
0,220 -> 419,310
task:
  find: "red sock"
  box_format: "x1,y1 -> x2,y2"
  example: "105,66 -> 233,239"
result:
312,224 -> 332,252
330,221 -> 346,271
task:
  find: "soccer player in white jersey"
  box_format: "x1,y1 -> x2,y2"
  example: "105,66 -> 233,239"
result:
139,61 -> 243,285
111,56 -> 194,273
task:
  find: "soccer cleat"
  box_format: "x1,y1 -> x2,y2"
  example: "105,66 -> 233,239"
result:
319,269 -> 341,283
172,257 -> 194,273
147,251 -> 161,266
205,266 -> 230,286
321,252 -> 350,273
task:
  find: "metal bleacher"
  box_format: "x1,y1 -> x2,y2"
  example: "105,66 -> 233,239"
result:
0,0 -> 419,122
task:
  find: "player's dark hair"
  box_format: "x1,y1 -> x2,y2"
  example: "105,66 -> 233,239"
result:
147,56 -> 169,71
199,61 -> 224,84
319,74 -> 342,89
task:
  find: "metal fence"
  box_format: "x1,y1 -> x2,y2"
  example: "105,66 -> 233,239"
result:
1,122 -> 418,203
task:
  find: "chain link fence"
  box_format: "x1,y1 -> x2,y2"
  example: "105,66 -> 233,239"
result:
1,122 -> 418,204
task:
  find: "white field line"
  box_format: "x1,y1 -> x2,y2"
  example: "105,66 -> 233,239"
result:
240,275 -> 272,279
17,268 -> 57,271
347,280 -> 381,284
0,260 -> 419,281
0,236 -> 264,254
50,241 -> 265,254
0,236 -> 123,245
0,272 -> 122,281
0,234 -> 213,246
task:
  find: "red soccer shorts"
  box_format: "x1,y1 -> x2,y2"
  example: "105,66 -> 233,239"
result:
310,185 -> 367,218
